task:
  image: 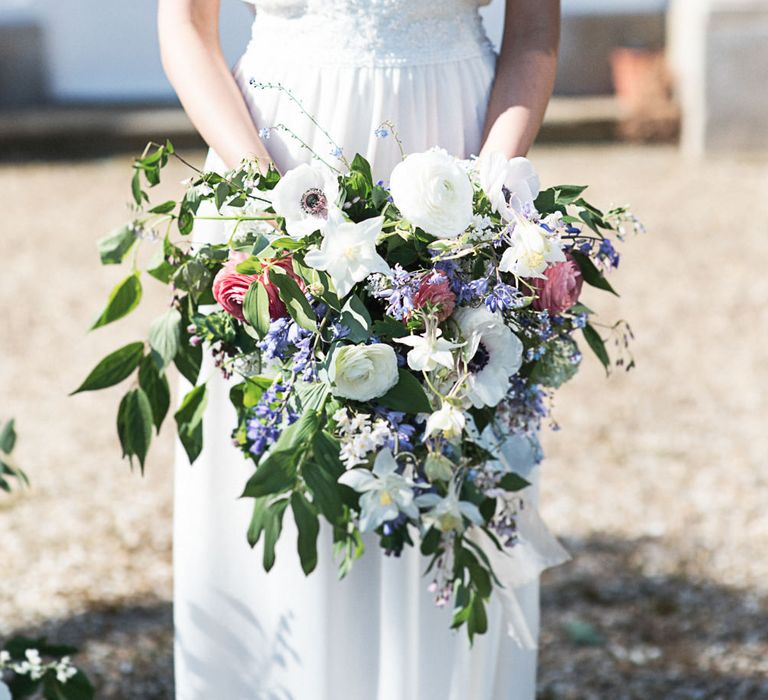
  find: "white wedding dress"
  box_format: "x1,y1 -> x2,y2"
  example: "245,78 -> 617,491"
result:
174,1 -> 551,698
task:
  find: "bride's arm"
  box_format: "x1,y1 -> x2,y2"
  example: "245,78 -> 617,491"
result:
480,0 -> 560,158
158,0 -> 272,170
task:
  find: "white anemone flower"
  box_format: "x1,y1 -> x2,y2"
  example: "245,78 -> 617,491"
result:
454,306 -> 523,408
338,449 -> 419,532
416,479 -> 483,533
498,218 -> 566,279
304,215 -> 390,297
424,402 -> 466,440
395,328 -> 461,372
270,162 -> 341,239
477,151 -> 540,218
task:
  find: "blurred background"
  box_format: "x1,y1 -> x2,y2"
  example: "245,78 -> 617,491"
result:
1,0 -> 767,698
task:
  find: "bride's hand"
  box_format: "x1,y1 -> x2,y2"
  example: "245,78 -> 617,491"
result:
158,0 -> 274,170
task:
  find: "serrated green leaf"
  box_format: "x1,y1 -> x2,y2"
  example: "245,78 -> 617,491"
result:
90,273 -> 142,330
148,308 -> 181,370
97,224 -> 137,265
71,342 -> 144,394
117,388 -> 153,472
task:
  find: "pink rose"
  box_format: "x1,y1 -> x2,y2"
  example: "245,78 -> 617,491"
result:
531,256 -> 583,315
212,252 -> 303,322
412,272 -> 456,322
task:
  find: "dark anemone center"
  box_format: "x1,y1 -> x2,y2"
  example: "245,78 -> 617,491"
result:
301,187 -> 328,217
468,342 -> 490,373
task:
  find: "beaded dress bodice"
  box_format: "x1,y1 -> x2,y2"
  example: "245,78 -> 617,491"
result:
246,0 -> 495,67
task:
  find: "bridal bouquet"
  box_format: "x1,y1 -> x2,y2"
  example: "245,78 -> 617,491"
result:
75,139 -> 639,640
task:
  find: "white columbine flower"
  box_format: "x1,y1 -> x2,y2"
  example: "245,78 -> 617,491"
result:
304,215 -> 389,297
477,151 -> 540,218
455,306 -> 523,408
395,328 -> 461,372
424,402 -> 466,440
339,448 -> 419,532
390,148 -> 474,239
270,162 -> 340,239
498,218 -> 566,279
328,343 -> 399,402
416,480 -> 483,533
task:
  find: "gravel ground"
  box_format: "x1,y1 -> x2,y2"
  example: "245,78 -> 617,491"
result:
1,145 -> 767,699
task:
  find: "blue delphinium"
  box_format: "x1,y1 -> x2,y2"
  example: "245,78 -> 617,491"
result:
485,282 -> 523,313
598,238 -> 620,268
246,381 -> 297,457
370,264 -> 418,320
374,407 -> 416,452
258,317 -> 291,361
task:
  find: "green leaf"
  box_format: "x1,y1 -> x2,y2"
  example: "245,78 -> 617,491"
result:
174,384 -> 208,463
350,154 -> 373,189
43,669 -> 95,700
242,280 -> 271,338
291,491 -> 320,575
311,431 -> 344,479
571,250 -> 619,296
273,409 -> 321,454
90,273 -> 143,330
339,294 -> 371,342
138,356 -> 170,432
468,592 -> 488,639
302,459 -> 343,523
148,308 -> 181,370
371,317 -> 408,340
148,200 -> 177,215
234,256 -> 263,275
0,418 -> 17,454
498,472 -> 531,493
270,236 -> 305,251
71,342 -> 144,394
582,324 -> 610,371
174,322 -> 203,385
117,388 -> 153,471
293,381 -> 330,413
131,169 -> 144,205
377,369 -> 432,413
215,181 -> 231,210
269,267 -> 317,332
554,184 -> 588,204
97,224 -> 137,265
242,452 -> 298,498
262,498 -> 289,571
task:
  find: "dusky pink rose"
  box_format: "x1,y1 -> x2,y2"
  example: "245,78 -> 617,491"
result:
212,252 -> 303,322
412,272 -> 456,322
531,256 -> 583,315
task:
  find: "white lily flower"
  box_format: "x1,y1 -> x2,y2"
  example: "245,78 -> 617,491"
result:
304,215 -> 389,297
498,218 -> 566,279
270,162 -> 341,239
416,480 -> 483,533
338,449 -> 419,532
454,306 -> 523,408
395,328 -> 461,372
424,402 -> 466,440
477,151 -> 540,218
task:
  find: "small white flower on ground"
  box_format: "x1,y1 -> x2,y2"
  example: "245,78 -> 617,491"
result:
477,151 -> 540,218
390,149 -> 474,238
424,402 -> 466,440
269,162 -> 340,239
416,481 -> 483,533
395,328 -> 461,372
455,306 -> 523,408
498,218 -> 566,279
339,448 -> 419,532
328,343 -> 399,402
304,215 -> 389,297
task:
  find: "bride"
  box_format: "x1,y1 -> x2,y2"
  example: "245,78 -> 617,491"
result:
158,0 -> 560,698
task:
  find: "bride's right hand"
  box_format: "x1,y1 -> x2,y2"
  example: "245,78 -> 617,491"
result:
158,0 -> 274,171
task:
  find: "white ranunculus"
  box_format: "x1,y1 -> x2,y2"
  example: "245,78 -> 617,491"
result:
477,151 -> 540,218
339,448 -> 419,532
390,149 -> 474,239
395,328 -> 461,372
455,306 -> 523,408
304,215 -> 389,298
328,343 -> 399,402
270,162 -> 340,239
424,402 -> 466,440
498,218 -> 567,279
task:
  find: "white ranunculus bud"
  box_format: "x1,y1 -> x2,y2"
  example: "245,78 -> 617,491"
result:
389,149 -> 474,239
328,344 -> 399,402
424,402 -> 466,440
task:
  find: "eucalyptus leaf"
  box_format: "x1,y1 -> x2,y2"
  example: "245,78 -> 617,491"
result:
71,341 -> 144,394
